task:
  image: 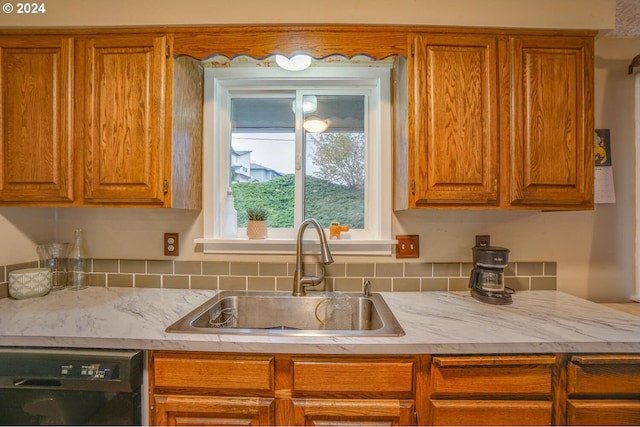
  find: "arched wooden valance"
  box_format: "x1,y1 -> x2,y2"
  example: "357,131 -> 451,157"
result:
172,25 -> 411,60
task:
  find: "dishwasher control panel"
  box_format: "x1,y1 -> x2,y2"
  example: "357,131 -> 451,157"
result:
60,362 -> 119,379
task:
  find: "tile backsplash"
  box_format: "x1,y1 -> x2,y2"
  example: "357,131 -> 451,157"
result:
0,259 -> 557,295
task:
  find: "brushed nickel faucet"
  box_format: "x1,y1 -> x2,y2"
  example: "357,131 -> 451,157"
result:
293,218 -> 334,296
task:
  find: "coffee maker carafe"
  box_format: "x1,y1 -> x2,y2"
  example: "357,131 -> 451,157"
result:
469,246 -> 512,305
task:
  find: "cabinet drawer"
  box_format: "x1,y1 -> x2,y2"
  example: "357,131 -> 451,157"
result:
567,399 -> 640,425
430,355 -> 556,397
291,357 -> 414,394
429,400 -> 553,426
152,352 -> 274,393
568,355 -> 640,395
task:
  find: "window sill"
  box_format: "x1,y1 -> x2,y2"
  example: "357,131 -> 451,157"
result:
195,237 -> 397,256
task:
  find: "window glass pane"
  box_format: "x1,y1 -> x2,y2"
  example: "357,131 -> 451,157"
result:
304,95 -> 366,230
230,98 -> 295,228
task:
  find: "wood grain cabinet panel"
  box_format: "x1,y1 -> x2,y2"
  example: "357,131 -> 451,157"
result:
0,36 -> 74,203
82,35 -> 167,205
430,355 -> 556,397
566,400 -> 640,426
428,399 -> 553,426
411,34 -> 499,206
510,36 -> 594,208
291,357 -> 414,395
567,354 -> 640,395
153,394 -> 275,426
152,353 -> 274,393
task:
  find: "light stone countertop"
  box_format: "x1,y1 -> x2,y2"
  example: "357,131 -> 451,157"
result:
1,287 -> 639,354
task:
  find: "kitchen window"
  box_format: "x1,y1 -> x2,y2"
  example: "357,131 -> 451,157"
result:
198,63 -> 394,254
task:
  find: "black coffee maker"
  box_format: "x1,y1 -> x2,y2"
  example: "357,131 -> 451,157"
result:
469,246 -> 512,305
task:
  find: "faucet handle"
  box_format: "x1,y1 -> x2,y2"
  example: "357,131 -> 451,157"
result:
363,280 -> 371,297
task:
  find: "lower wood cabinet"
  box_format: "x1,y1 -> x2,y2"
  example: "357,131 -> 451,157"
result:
149,351 -> 639,426
150,352 -> 417,426
426,355 -> 559,426
566,354 -> 640,426
281,356 -> 416,425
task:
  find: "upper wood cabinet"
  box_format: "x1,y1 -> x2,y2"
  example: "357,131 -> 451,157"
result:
81,35 -> 167,205
0,36 -> 74,203
411,34 -> 500,206
0,26 -> 592,210
510,36 -> 594,208
0,32 -> 202,208
396,31 -> 594,210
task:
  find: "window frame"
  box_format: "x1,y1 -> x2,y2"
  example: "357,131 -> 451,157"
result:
198,65 -> 395,255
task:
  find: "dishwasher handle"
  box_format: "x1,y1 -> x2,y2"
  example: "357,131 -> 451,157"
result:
14,378 -> 63,387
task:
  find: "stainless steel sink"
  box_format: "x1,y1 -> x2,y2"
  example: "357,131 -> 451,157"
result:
166,291 -> 405,336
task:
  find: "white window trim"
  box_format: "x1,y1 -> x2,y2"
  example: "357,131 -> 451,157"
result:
196,66 -> 395,255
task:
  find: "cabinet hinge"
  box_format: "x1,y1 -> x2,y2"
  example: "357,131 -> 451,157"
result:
411,180 -> 415,195
411,41 -> 415,57
165,45 -> 170,58
163,180 -> 169,194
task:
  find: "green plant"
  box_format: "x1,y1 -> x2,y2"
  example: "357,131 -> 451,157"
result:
246,207 -> 269,221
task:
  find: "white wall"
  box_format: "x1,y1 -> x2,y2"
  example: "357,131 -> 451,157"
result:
3,0 -> 637,303
0,0 -> 615,29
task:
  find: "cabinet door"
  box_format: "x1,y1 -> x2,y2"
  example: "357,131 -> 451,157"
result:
412,34 -> 499,206
153,394 -> 275,426
567,400 -> 640,426
288,398 -> 415,426
0,36 -> 74,203
83,35 -> 167,205
510,36 -> 594,208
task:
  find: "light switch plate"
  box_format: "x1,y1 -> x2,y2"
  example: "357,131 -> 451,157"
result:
396,235 -> 419,258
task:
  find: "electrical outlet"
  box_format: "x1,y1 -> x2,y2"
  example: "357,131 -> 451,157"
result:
164,233 -> 179,256
396,235 -> 419,258
475,234 -> 490,247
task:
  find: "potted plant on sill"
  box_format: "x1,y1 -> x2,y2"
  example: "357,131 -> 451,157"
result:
246,207 -> 269,239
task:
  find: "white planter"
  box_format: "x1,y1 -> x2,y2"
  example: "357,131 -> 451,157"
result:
247,220 -> 268,239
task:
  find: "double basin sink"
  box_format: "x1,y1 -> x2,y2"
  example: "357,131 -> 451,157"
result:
166,291 -> 405,336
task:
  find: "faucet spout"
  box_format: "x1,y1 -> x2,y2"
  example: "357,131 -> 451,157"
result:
293,218 -> 334,296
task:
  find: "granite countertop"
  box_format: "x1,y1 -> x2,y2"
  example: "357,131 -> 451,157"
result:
0,288 -> 639,354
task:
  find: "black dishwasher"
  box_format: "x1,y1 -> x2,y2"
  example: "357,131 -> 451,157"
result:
0,348 -> 143,425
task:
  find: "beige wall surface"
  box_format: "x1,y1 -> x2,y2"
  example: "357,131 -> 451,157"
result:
0,0 -> 615,29
1,0 -> 637,303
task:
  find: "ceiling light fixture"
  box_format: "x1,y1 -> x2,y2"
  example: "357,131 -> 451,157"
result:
291,96 -> 318,114
303,117 -> 329,133
275,54 -> 312,71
